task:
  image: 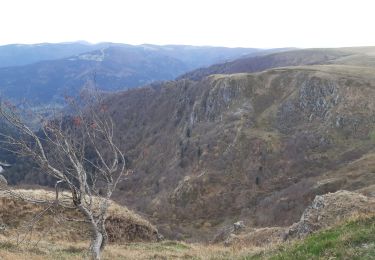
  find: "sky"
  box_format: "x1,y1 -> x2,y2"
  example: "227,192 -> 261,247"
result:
0,0 -> 374,48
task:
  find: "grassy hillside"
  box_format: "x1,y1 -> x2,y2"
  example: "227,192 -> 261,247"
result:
179,47 -> 375,81
250,215 -> 375,260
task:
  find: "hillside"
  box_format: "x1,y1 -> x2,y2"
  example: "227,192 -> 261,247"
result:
251,215 -> 375,260
0,189 -> 159,244
96,64 -> 375,240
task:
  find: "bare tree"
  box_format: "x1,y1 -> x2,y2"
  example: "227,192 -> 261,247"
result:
0,93 -> 128,259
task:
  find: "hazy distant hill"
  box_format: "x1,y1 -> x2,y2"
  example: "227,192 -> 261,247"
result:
0,46 -> 189,103
138,44 -> 261,70
0,43 -> 264,104
0,42 -> 114,68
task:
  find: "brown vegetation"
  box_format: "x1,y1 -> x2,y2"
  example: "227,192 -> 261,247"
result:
93,64 -> 375,240
0,189 -> 158,244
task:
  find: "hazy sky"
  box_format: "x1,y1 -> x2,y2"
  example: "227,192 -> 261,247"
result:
0,0 -> 374,48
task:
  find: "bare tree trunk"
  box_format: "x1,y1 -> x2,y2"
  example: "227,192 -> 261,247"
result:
99,221 -> 108,251
77,204 -> 106,259
91,229 -> 104,260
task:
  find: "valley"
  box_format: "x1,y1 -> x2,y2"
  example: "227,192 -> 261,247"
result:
0,44 -> 375,259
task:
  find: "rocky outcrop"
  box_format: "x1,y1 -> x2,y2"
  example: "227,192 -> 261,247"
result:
217,190 -> 375,247
212,221 -> 246,243
285,190 -> 375,239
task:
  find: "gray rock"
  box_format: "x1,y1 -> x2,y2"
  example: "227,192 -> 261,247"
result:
233,221 -> 245,231
0,174 -> 7,186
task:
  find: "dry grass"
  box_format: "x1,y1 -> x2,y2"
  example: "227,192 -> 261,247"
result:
0,238 -> 271,260
0,189 -> 158,244
0,189 -> 373,259
0,189 -> 270,259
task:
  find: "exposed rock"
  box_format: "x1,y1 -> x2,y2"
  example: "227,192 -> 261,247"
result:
0,175 -> 7,186
220,190 -> 375,247
233,221 -> 245,231
224,227 -> 286,247
212,220 -> 246,243
285,190 -> 375,239
298,77 -> 339,119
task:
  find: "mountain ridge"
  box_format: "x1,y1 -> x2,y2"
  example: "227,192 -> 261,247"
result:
178,47 -> 375,81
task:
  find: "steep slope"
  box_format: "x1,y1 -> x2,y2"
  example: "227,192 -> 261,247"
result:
97,65 -> 375,240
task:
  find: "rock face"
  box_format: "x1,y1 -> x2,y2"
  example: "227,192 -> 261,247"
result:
286,190 -> 375,239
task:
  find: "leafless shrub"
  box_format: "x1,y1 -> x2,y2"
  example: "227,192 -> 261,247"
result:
0,91 -> 129,259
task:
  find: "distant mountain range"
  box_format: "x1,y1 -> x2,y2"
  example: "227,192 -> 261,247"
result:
0,42 -> 276,104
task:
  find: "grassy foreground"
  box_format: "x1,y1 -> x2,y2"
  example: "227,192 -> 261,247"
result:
249,215 -> 375,260
0,216 -> 374,259
0,239 -> 262,260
